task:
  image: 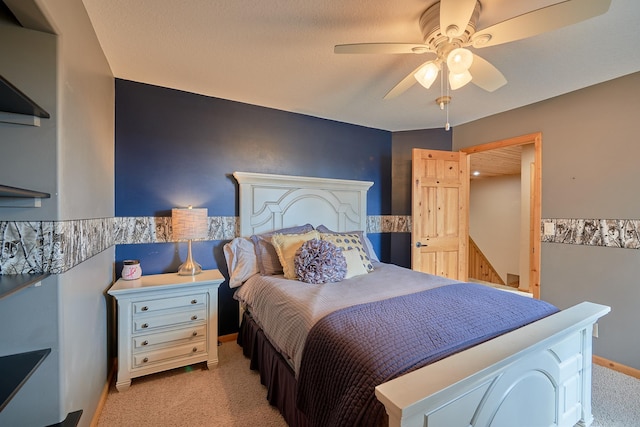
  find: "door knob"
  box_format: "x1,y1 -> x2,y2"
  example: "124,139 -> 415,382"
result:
415,242 -> 428,248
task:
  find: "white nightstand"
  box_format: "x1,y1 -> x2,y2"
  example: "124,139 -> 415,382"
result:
108,269 -> 224,391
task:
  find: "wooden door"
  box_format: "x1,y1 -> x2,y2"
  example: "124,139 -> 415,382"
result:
411,149 -> 469,280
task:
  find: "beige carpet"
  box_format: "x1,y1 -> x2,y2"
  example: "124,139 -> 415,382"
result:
591,363 -> 640,427
98,342 -> 640,426
97,342 -> 286,426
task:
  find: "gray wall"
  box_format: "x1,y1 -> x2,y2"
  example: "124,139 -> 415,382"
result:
453,72 -> 640,370
53,0 -> 114,221
0,1 -> 115,426
48,0 -> 115,423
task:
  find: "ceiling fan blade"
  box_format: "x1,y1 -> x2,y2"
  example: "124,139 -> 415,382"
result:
334,43 -> 432,55
383,62 -> 433,99
471,0 -> 611,48
440,0 -> 478,38
469,54 -> 506,92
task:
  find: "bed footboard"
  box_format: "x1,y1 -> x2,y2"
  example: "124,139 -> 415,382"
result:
375,302 -> 610,427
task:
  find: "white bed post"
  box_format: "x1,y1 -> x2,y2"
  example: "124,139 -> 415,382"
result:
577,326 -> 595,427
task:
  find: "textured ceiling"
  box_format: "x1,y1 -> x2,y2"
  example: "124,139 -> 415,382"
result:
80,0 -> 640,131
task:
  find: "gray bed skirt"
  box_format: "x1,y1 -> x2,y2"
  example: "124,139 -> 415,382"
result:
237,311 -> 308,427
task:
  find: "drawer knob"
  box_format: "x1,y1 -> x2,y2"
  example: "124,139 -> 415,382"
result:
191,299 -> 197,304
142,340 -> 148,346
192,347 -> 197,353
141,323 -> 149,328
191,315 -> 198,321
143,357 -> 149,363
192,331 -> 198,337
141,306 -> 149,311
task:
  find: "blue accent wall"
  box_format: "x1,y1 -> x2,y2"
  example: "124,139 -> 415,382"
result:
115,79 -> 390,217
115,79 -> 392,334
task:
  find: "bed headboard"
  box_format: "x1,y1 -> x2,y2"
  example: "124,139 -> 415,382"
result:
233,172 -> 373,236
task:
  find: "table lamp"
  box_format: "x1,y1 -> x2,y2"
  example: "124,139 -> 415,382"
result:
172,205 -> 208,275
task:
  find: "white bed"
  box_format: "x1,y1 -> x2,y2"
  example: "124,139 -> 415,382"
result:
232,171 -> 610,427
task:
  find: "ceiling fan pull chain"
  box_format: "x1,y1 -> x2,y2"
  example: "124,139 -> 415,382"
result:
445,104 -> 450,131
445,64 -> 451,131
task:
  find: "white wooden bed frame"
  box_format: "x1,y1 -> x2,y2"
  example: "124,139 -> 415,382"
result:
233,171 -> 610,427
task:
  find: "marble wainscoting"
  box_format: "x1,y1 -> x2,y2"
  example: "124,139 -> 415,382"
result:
50,218 -> 115,273
108,215 -> 407,243
1,219 -> 115,275
1,221 -> 56,274
0,215 -> 411,275
7,216 -> 637,276
368,215 -> 411,233
542,219 -> 640,249
112,216 -> 238,244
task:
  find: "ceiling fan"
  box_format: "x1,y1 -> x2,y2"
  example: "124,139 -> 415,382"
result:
335,0 -> 612,99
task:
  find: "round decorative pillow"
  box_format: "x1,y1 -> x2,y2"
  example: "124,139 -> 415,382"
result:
294,238 -> 347,284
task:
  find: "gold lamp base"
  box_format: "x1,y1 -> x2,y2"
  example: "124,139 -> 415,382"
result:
178,240 -> 202,276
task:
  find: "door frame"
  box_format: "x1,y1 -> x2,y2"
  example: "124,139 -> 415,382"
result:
459,132 -> 542,299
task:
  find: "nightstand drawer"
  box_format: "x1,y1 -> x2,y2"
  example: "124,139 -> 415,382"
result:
133,293 -> 206,314
133,325 -> 206,349
133,308 -> 206,333
133,341 -> 206,368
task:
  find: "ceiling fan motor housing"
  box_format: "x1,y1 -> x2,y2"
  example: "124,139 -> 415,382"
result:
420,1 -> 481,60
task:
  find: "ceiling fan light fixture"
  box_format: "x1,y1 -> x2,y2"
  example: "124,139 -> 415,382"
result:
414,61 -> 440,89
448,70 -> 472,90
446,48 -> 473,74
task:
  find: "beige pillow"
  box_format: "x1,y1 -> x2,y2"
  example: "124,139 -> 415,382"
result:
343,249 -> 368,279
271,230 -> 320,279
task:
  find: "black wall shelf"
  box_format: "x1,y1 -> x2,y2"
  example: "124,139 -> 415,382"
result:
0,273 -> 50,300
0,185 -> 50,208
0,75 -> 50,118
0,348 -> 51,412
0,185 -> 50,199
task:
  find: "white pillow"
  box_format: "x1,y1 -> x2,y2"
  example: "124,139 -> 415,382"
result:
343,249 -> 368,279
223,237 -> 259,288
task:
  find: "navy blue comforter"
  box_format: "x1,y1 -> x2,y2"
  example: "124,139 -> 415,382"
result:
296,283 -> 559,427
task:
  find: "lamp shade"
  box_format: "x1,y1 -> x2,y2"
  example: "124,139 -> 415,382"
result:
446,48 -> 473,74
448,69 -> 472,90
414,61 -> 440,89
172,207 -> 208,240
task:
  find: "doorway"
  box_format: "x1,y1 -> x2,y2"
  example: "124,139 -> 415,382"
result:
460,132 -> 542,299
